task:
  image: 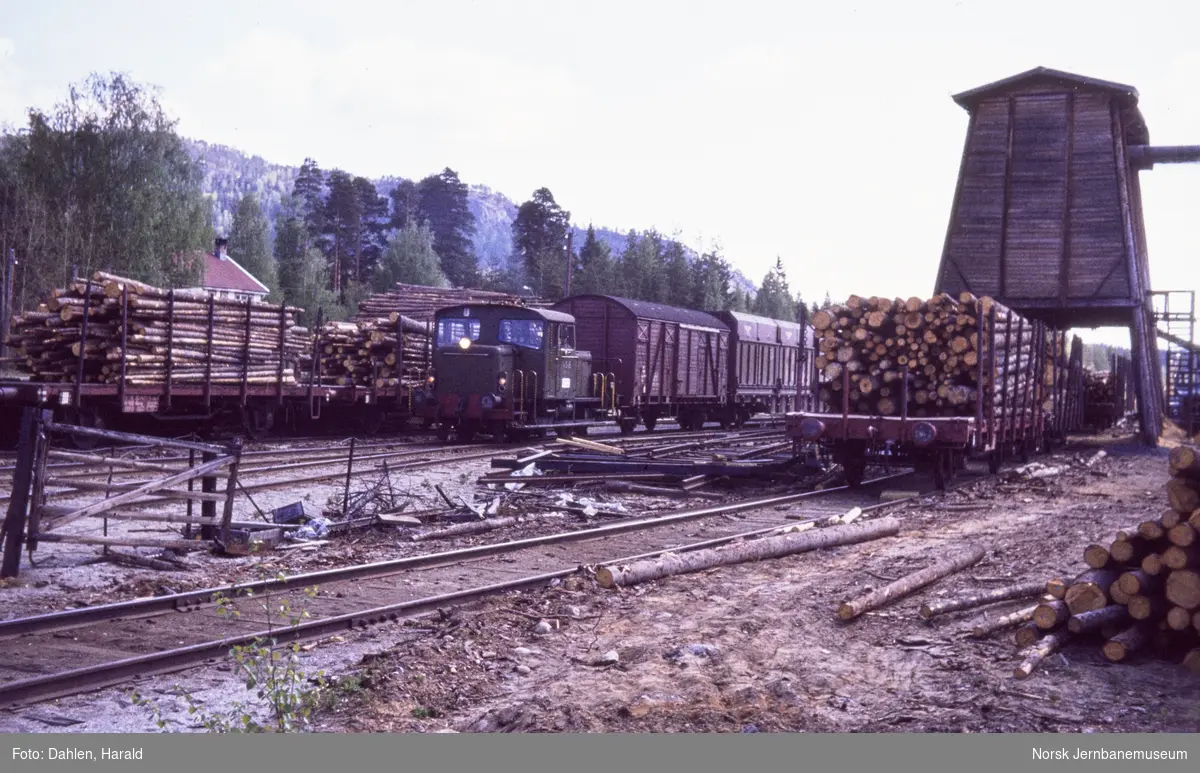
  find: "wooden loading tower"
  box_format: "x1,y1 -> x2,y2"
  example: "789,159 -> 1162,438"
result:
934,67 -> 1200,445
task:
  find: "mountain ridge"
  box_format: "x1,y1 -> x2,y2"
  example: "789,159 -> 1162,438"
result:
185,139 -> 754,292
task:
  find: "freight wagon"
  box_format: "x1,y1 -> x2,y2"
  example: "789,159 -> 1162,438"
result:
787,294 -> 1085,488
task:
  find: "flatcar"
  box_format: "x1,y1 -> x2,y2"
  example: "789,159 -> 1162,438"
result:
788,313 -> 1085,489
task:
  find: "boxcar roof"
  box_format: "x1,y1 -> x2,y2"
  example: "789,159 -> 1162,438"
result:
435,303 -> 576,323
714,309 -> 802,344
952,66 -> 1139,110
558,294 -> 729,331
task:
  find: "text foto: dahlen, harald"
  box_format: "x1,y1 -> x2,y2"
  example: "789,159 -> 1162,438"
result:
13,747 -> 144,761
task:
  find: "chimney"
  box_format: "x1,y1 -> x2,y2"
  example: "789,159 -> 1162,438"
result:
215,237 -> 229,260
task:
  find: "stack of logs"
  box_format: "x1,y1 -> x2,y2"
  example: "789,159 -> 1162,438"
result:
812,292 -> 1040,418
981,445 -> 1200,676
318,315 -> 432,388
1083,370 -> 1120,430
354,283 -> 537,324
3,272 -> 308,385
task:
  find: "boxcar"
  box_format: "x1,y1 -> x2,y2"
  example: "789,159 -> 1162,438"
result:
711,310 -> 804,425
551,295 -> 729,432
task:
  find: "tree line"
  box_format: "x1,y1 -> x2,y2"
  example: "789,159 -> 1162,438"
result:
1,73 -> 807,327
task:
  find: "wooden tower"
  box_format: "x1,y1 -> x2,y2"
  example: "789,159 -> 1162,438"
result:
934,66 -> 1200,445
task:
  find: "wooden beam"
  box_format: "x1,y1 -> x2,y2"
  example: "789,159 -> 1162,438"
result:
43,422 -> 224,454
42,456 -> 232,532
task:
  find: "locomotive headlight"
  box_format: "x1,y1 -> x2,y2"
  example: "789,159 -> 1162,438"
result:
798,418 -> 826,441
912,421 -> 938,447
59,390 -> 71,406
426,374 -> 435,386
497,374 -> 507,389
458,337 -> 471,350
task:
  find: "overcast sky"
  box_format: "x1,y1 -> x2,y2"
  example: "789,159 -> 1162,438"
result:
2,0 -> 1198,346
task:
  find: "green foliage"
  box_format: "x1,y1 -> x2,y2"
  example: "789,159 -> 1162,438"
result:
752,257 -> 795,321
512,187 -> 571,298
0,72 -> 212,307
573,225 -> 613,296
131,578 -> 326,733
414,168 -> 477,288
662,239 -> 693,307
375,224 -> 448,291
228,193 -> 277,297
275,198 -> 341,326
690,249 -> 735,312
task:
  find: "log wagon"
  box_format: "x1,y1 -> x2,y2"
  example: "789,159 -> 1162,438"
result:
786,293 -> 1085,488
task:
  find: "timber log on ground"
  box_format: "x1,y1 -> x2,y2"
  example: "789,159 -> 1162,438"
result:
974,446 -> 1200,676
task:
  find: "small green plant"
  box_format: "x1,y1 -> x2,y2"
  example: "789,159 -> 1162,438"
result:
132,574 -> 327,733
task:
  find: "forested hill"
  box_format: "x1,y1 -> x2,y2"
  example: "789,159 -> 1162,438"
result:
186,139 -> 729,287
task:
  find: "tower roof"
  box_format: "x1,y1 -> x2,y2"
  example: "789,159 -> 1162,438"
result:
952,66 -> 1139,110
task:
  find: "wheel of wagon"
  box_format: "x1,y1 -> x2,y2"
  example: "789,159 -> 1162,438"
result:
456,424 -> 476,443
843,459 -> 867,488
718,412 -> 733,430
356,405 -> 385,437
436,423 -> 452,443
987,449 -> 1002,475
489,421 -> 509,444
643,415 -> 658,432
574,424 -> 588,437
932,451 -> 952,491
618,418 -> 637,435
677,414 -> 692,432
733,409 -> 749,430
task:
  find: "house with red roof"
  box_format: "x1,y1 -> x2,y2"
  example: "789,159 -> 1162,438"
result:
189,238 -> 270,302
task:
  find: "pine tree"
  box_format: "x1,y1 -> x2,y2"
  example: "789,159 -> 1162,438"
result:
752,257 -> 794,320
353,176 -> 389,284
511,188 -> 570,298
663,239 -> 693,307
690,250 -> 733,311
274,197 -> 337,326
375,224 -> 447,290
227,193 -> 277,296
574,225 -> 613,295
292,158 -> 326,251
322,170 -> 362,300
416,168 -> 476,287
389,179 -> 420,229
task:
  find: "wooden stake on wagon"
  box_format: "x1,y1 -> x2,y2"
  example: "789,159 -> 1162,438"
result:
837,545 -> 986,621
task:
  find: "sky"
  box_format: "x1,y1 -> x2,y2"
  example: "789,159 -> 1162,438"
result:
1,0 -> 1198,346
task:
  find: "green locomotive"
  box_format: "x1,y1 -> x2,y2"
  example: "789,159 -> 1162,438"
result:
414,303 -> 616,441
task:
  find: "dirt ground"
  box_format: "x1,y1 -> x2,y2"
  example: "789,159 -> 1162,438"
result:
308,430 -> 1200,734
1,428 -> 1198,734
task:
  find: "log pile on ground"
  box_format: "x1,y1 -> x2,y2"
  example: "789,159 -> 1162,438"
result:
3,272 -> 308,385
1083,370 -> 1121,429
811,292 -> 1041,417
353,282 -> 540,324
966,445 -> 1200,677
317,316 -> 432,388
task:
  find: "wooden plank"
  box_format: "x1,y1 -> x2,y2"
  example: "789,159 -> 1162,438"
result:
42,456 -> 232,532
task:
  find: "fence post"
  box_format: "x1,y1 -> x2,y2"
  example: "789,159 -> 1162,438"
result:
1,408 -> 38,578
218,437 -> 243,548
199,449 -> 217,540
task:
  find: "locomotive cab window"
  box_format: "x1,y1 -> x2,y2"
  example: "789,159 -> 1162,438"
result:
438,318 -> 481,347
559,324 -> 575,351
499,319 -> 545,350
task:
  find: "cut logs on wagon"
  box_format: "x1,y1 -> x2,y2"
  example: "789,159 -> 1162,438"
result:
353,282 -> 539,324
3,272 -> 309,385
317,316 -> 433,389
811,292 -> 1067,421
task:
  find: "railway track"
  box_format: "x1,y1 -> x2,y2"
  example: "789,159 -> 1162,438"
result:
0,423 -> 788,508
0,467 -> 950,708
